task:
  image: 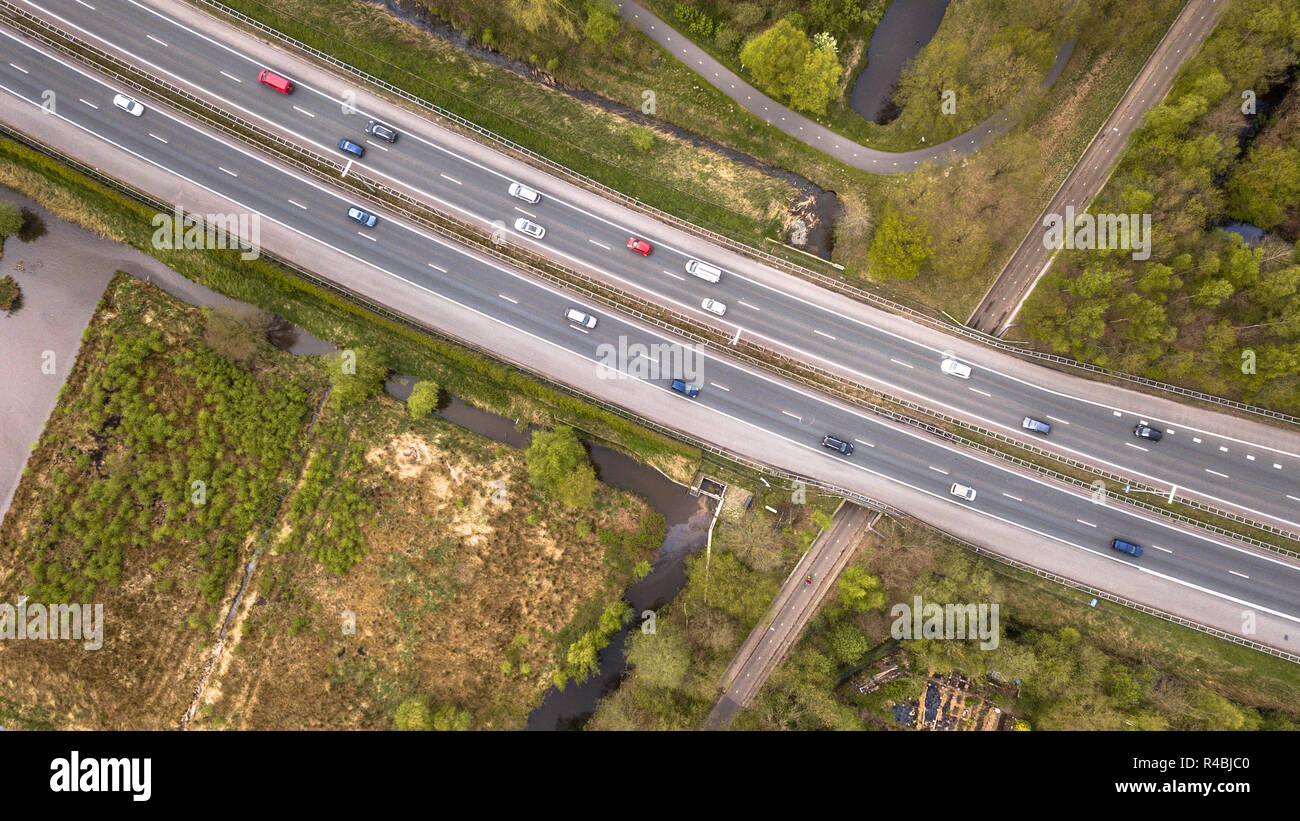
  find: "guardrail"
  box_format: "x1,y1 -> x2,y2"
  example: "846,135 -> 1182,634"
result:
183,0 -> 1300,430
8,0 -> 1293,556
3,116 -> 1295,668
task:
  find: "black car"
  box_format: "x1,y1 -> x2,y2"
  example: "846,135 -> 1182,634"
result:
365,120 -> 398,143
821,435 -> 854,456
1133,422 -> 1163,442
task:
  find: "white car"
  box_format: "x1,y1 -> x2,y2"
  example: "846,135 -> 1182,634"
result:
940,357 -> 972,379
949,483 -> 977,502
701,298 -> 727,316
508,182 -> 541,204
564,307 -> 596,329
513,217 -> 545,239
112,93 -> 145,117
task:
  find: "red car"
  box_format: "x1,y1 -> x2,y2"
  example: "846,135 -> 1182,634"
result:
257,69 -> 294,94
626,237 -> 653,256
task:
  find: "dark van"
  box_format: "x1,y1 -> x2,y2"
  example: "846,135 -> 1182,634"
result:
670,379 -> 700,398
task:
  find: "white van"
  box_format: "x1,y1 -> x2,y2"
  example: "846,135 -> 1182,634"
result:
685,259 -> 722,283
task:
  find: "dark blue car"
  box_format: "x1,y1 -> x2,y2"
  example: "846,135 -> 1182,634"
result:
1111,538 -> 1143,558
337,138 -> 365,158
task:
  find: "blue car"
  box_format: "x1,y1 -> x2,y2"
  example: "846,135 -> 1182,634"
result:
670,379 -> 700,398
337,138 -> 365,158
1111,538 -> 1143,558
347,206 -> 377,227
1022,416 -> 1051,435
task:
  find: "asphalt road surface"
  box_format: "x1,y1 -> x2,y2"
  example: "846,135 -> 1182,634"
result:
15,0 -> 1300,539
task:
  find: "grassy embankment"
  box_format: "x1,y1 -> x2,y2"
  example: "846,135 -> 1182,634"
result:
0,274 -> 667,729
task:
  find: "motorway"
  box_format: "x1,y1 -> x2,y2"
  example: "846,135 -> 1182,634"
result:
16,0 -> 1300,538
3,18 -> 1300,633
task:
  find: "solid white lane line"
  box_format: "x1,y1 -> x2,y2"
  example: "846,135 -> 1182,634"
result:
292,105 -> 315,118
812,329 -> 835,340
440,172 -> 461,185
928,466 -> 949,475
146,33 -> 168,47
427,263 -> 447,273
498,294 -> 518,304
1205,468 -> 1229,478
890,358 -> 913,369
1077,519 -> 1096,528
588,239 -> 611,250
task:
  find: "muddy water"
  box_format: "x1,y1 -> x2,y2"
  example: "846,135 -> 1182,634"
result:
849,0 -> 952,124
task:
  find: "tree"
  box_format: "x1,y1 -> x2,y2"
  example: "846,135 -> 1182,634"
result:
0,200 -> 22,240
524,425 -> 599,508
202,303 -> 273,364
321,345 -> 389,410
828,621 -> 869,664
866,205 -> 933,280
786,41 -> 841,115
509,0 -> 577,40
625,621 -> 689,690
837,565 -> 885,612
394,696 -> 433,730
740,19 -> 811,98
716,509 -> 783,571
406,380 -> 440,419
583,0 -> 619,49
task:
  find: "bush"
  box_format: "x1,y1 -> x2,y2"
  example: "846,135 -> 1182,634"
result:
583,0 -> 620,49
394,696 -> 433,730
321,345 -> 390,409
524,425 -> 599,508
628,125 -> 655,153
0,275 -> 20,313
406,380 -> 440,418
714,25 -> 742,54
0,200 -> 22,238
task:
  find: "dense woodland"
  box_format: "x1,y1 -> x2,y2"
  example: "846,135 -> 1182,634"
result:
1022,0 -> 1300,411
